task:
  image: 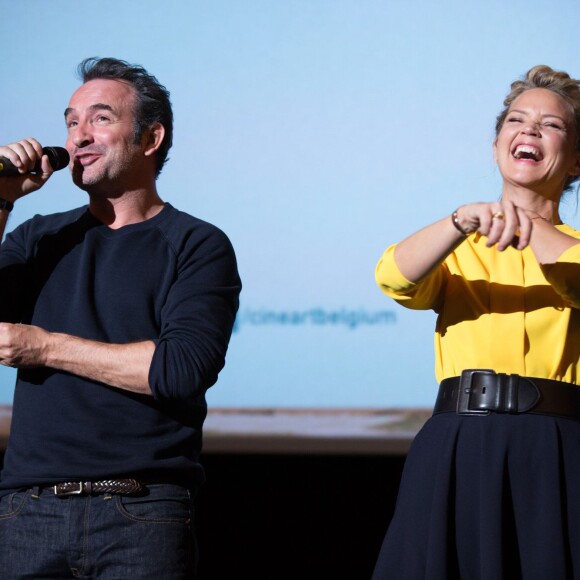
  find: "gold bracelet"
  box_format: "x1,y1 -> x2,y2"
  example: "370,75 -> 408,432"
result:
451,210 -> 468,235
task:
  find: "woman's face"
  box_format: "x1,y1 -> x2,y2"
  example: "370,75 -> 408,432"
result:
494,88 -> 580,196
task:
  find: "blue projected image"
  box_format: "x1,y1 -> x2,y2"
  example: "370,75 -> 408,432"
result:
0,0 -> 579,409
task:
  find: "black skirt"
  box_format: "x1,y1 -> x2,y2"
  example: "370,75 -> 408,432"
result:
372,412 -> 580,580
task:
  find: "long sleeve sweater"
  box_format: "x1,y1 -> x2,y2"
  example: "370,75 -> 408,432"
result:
0,203 -> 241,490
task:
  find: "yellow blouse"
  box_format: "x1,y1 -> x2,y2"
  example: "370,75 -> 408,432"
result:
375,225 -> 580,384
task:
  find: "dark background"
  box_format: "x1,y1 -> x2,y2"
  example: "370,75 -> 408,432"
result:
196,453 -> 405,580
0,450 -> 406,579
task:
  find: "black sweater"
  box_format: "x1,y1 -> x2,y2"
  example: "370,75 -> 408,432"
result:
0,203 -> 240,490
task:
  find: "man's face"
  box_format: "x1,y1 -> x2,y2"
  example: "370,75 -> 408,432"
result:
64,79 -> 145,193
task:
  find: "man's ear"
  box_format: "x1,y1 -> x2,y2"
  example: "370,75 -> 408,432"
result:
492,140 -> 498,163
143,122 -> 165,157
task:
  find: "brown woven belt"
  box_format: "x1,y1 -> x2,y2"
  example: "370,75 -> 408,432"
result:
45,478 -> 143,497
433,369 -> 580,420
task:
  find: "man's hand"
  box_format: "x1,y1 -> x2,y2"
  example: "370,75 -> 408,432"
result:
0,138 -> 55,203
0,322 -> 48,368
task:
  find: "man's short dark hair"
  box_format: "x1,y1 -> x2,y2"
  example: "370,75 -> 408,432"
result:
78,57 -> 173,178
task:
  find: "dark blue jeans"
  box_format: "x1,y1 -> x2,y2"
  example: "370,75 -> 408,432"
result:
0,483 -> 196,579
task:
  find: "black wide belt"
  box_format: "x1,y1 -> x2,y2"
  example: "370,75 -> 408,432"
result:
433,369 -> 580,420
44,478 -> 143,497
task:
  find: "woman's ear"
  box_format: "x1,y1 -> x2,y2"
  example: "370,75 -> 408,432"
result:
570,151 -> 580,177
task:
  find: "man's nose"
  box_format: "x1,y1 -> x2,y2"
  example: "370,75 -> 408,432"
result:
70,120 -> 94,148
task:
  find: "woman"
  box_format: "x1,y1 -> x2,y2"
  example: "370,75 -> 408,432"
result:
373,66 -> 580,579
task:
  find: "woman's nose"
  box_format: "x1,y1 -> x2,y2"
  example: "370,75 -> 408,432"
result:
520,121 -> 540,136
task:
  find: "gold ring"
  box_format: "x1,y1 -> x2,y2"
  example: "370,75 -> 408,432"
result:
492,211 -> 504,220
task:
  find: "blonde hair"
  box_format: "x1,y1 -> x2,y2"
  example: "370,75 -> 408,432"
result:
495,65 -> 580,191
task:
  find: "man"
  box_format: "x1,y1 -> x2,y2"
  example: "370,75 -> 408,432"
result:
0,57 -> 241,578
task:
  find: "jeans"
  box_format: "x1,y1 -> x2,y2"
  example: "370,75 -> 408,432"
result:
0,484 -> 196,579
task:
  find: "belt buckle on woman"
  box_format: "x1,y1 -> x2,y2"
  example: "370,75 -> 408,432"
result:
434,369 -> 580,421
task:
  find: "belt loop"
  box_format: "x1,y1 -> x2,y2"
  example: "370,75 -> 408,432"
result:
505,374 -> 518,413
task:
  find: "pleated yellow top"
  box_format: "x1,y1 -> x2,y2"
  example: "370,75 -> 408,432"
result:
375,225 -> 580,384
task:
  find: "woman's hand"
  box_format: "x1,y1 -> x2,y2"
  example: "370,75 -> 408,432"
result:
391,200 -> 538,283
454,201 -> 533,251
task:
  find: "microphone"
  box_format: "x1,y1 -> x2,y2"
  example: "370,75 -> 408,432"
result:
0,146 -> 70,176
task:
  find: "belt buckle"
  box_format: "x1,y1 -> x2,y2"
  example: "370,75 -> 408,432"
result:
457,369 -> 495,416
54,482 -> 84,496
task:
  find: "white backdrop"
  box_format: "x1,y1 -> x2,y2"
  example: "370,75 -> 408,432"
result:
1,0 -> 579,408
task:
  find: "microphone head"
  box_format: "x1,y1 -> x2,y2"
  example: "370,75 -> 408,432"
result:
42,146 -> 70,171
